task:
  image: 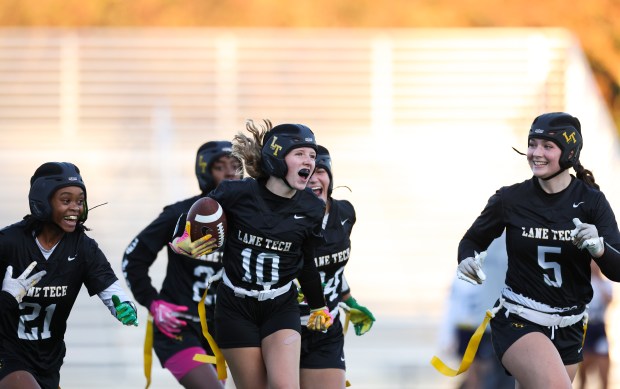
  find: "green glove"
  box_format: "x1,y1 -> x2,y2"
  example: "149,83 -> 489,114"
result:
112,295 -> 139,326
344,296 -> 375,336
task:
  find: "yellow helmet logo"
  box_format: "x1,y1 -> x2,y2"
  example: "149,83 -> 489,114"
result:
270,136 -> 283,156
198,155 -> 207,173
563,131 -> 577,144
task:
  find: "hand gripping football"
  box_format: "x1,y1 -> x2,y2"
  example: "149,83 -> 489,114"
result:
187,197 -> 227,249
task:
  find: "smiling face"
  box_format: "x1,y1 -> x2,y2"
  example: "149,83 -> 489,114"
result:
283,146 -> 316,191
308,166 -> 330,203
50,186 -> 85,232
527,137 -> 562,178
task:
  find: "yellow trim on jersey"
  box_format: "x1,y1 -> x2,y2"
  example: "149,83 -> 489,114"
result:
431,309 -> 494,376
195,287 -> 227,380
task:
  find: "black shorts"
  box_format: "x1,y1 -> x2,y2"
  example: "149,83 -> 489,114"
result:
490,306 -> 585,369
300,317 -> 345,370
583,321 -> 608,355
153,319 -> 216,366
214,282 -> 301,348
0,354 -> 59,389
456,327 -> 495,360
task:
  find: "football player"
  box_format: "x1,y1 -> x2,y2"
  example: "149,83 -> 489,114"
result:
0,162 -> 138,389
170,120 -> 332,389
122,141 -> 241,389
456,112 -> 620,387
299,145 -> 375,389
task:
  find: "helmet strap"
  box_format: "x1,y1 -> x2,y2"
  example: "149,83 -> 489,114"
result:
541,167 -> 567,181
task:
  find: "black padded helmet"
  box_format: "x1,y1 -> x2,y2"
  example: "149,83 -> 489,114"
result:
315,145 -> 333,196
29,162 -> 87,222
261,123 -> 317,179
195,141 -> 236,193
529,112 -> 582,170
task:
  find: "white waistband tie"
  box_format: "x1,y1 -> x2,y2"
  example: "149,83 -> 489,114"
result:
501,300 -> 586,340
222,271 -> 293,301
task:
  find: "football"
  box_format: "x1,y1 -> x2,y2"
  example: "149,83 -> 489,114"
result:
187,197 -> 227,249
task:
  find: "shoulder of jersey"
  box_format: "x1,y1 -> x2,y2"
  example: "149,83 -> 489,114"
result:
332,198 -> 354,215
218,177 -> 254,192
164,195 -> 203,215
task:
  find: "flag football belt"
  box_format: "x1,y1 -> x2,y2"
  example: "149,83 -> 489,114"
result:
194,271 -> 227,380
222,271 -> 293,301
431,297 -> 589,378
502,300 -> 586,329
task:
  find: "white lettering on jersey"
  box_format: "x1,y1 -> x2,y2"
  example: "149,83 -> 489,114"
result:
237,230 -> 264,247
521,227 -> 572,241
314,248 -> 350,267
236,230 -> 293,252
27,286 -> 68,298
264,239 -> 292,252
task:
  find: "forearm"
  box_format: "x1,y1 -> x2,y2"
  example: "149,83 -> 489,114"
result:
123,241 -> 159,308
594,243 -> 620,282
298,270 -> 326,309
98,280 -> 133,315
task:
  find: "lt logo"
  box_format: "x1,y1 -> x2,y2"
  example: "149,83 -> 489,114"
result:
270,136 -> 283,156
198,155 -> 207,173
563,131 -> 577,144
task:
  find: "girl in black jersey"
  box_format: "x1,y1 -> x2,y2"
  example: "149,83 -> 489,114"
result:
0,162 -> 138,389
123,141 -> 241,388
171,120 -> 332,389
299,145 -> 375,389
457,112 -> 620,388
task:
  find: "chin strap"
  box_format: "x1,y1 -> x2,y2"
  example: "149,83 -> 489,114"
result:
541,168 -> 567,181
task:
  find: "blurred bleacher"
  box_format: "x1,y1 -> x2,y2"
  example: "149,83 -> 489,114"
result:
0,27 -> 618,388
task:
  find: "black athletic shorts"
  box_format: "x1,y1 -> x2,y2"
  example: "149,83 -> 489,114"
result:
0,353 -> 59,389
300,316 -> 345,370
214,282 -> 301,348
490,306 -> 585,371
153,319 -> 216,366
582,321 -> 608,355
457,327 -> 495,360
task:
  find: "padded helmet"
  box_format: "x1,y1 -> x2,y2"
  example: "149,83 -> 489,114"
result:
195,141 -> 237,193
315,145 -> 333,196
261,124 -> 317,179
529,112 -> 582,170
29,162 -> 87,222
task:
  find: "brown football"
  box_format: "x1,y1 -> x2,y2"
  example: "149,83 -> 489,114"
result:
187,197 -> 227,248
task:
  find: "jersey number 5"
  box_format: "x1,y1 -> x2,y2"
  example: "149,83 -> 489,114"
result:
537,246 -> 562,288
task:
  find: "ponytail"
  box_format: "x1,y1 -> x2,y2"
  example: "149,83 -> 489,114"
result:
574,161 -> 599,190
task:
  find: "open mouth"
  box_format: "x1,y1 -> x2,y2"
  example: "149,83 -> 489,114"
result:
532,160 -> 548,167
311,186 -> 323,197
64,215 -> 78,222
298,168 -> 311,178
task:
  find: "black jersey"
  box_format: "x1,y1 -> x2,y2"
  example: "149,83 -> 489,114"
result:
0,220 -> 118,374
300,199 -> 356,316
122,195 -> 224,318
458,176 -> 620,310
209,178 -> 326,307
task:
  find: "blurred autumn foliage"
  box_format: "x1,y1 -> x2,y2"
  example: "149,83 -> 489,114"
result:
2,0 -> 620,130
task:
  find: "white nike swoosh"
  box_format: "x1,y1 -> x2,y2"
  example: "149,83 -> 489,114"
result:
573,202 -> 585,208
68,256 -> 76,261
341,219 -> 348,226
340,356 -> 345,361
294,215 -> 305,219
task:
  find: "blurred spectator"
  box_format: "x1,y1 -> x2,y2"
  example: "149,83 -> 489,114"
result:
438,233 -> 514,389
578,261 -> 613,389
